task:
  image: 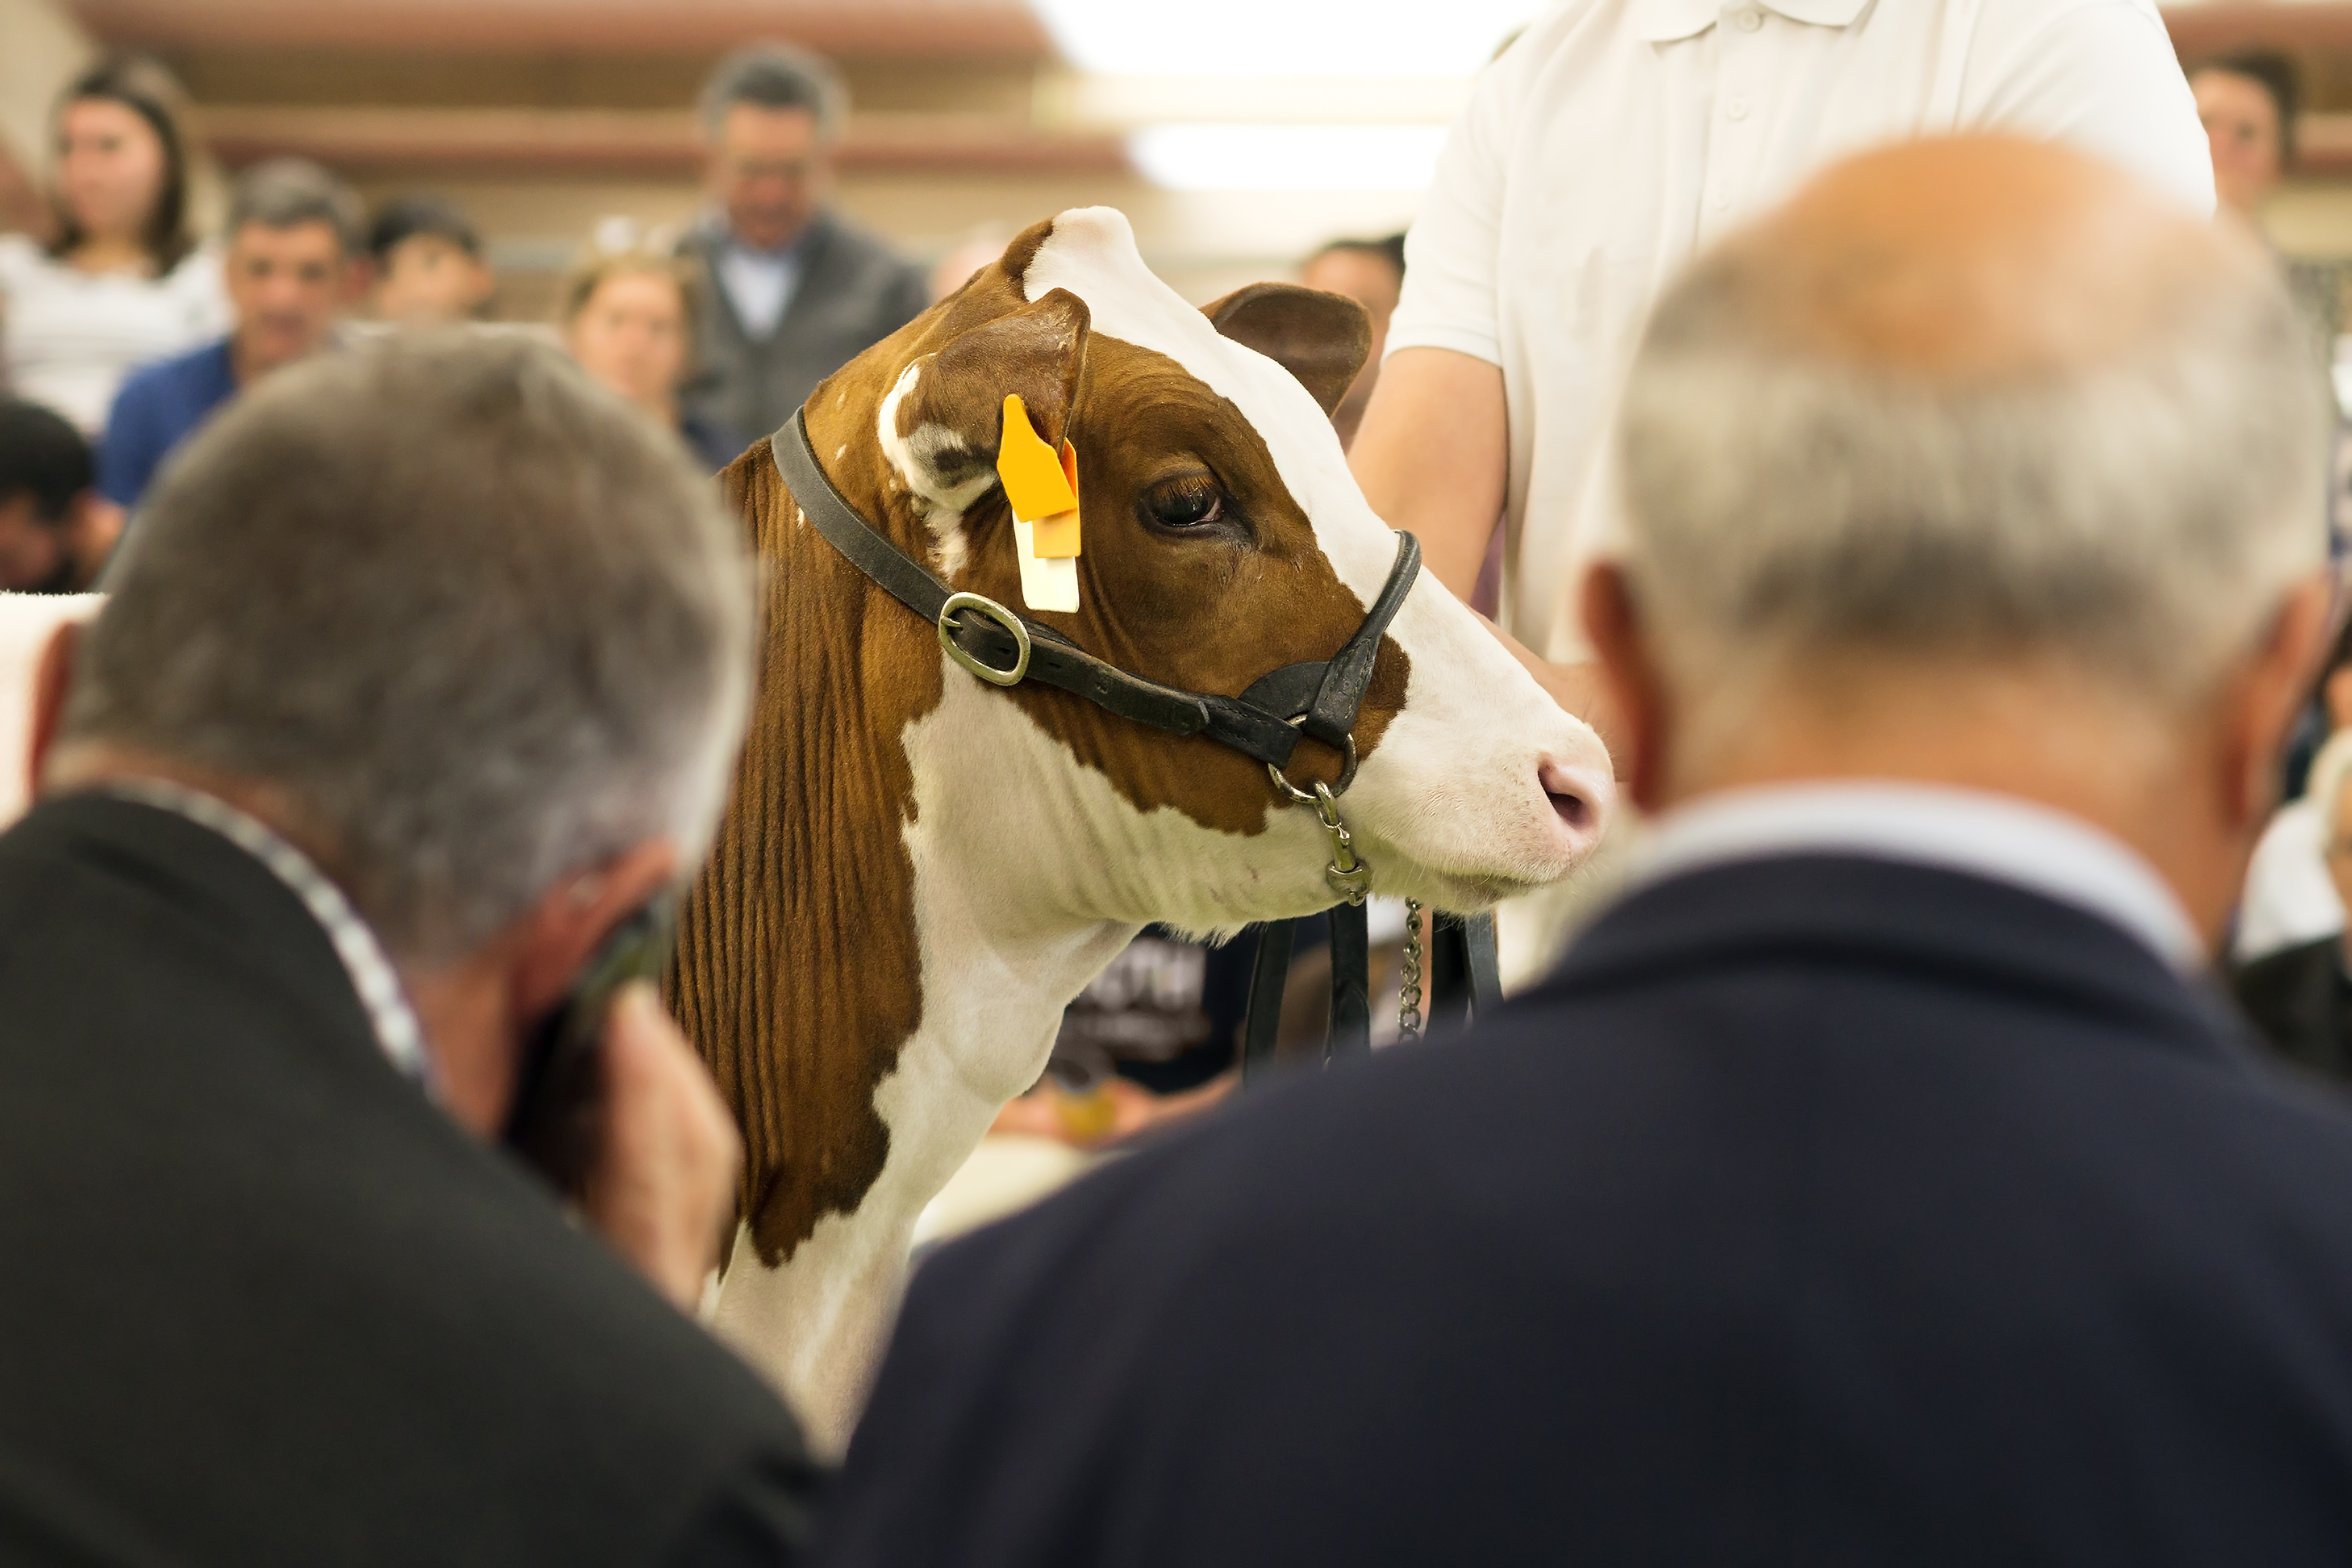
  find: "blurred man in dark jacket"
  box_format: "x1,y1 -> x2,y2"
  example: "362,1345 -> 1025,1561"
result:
677,43 -> 928,442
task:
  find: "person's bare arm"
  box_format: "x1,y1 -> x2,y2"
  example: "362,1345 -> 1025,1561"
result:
1349,347 -> 1624,760
1350,347 -> 1508,600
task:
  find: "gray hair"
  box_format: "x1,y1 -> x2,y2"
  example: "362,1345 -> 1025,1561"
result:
59,333 -> 757,962
698,41 -> 848,143
225,156 -> 366,256
1617,221 -> 2327,705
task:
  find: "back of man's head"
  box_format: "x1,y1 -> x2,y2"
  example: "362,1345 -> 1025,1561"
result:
54,333 -> 755,962
1617,136 -> 2323,725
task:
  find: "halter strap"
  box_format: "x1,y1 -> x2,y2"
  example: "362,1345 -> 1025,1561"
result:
770,410 -> 1419,772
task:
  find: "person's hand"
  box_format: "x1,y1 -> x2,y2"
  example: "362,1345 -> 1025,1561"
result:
1473,610 -> 1626,772
580,982 -> 742,1311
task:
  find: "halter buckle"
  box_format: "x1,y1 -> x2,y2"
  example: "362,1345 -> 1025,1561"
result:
938,592 -> 1031,687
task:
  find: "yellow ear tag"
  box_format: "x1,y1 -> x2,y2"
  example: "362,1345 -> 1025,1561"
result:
996,393 -> 1082,613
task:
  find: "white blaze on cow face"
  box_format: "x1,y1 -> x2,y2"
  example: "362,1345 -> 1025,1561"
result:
1020,208 -> 1614,906
878,361 -> 992,581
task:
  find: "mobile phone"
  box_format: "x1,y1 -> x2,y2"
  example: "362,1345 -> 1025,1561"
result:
502,894 -> 679,1200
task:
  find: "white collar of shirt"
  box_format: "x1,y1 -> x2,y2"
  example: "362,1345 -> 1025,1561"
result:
1636,0 -> 1870,44
1627,781 -> 2206,972
98,777 -> 436,1091
715,231 -> 804,340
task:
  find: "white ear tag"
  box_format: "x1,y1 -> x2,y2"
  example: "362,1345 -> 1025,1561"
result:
996,394 -> 1082,614
1013,521 -> 1081,613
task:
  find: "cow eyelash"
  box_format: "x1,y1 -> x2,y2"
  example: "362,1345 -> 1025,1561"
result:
1139,474 -> 1228,531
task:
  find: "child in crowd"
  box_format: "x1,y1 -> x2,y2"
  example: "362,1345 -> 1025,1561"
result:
0,398 -> 120,593
368,195 -> 495,326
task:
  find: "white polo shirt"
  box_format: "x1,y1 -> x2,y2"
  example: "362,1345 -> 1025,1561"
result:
1386,0 -> 2214,663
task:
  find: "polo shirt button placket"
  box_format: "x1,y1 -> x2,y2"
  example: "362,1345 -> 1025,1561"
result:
1735,6 -> 1765,31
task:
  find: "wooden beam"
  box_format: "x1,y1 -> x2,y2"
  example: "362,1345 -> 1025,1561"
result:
191,106 -> 1126,178
2165,3 -> 2352,56
67,0 -> 1055,59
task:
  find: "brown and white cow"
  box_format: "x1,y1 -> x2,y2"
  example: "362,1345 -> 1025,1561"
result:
669,208 -> 1615,1452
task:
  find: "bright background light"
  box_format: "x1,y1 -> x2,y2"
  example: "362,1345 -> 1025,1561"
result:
1033,0 -> 1537,191
1130,125 -> 1452,192
1031,0 -> 1542,78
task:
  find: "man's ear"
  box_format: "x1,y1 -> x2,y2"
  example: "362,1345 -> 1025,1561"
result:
1581,561 -> 1671,814
27,619 -> 81,801
508,838 -> 683,1027
884,287 -> 1090,506
2225,570 -> 2338,833
1202,282 -> 1371,416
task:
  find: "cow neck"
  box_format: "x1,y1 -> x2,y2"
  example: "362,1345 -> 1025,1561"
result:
671,432 -> 939,1269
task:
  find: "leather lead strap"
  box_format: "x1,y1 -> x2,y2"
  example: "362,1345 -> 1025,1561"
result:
1324,902 -> 1371,1060
1240,921 -> 1296,1082
1238,906 -> 1505,1081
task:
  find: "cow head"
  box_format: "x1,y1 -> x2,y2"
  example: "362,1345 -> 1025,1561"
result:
802,208 -> 1612,930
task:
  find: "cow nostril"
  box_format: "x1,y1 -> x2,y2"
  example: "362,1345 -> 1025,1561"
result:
1538,760 -> 1609,836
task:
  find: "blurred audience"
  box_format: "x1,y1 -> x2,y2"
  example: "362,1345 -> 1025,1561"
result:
1299,235 -> 1404,449
2235,730 -> 2352,1083
678,42 -> 928,443
100,158 -> 363,511
2191,52 -> 2344,370
2236,617 -> 2352,964
0,57 -> 226,436
563,246 -> 743,472
2,333 -> 818,1563
1350,0 -> 2211,764
926,225 -> 1011,304
819,139 -> 2352,1565
0,398 -> 120,593
368,194 -> 495,325
2195,50 -> 2298,222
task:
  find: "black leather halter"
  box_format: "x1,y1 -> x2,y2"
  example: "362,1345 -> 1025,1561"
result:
770,410 -> 1420,779
770,407 -> 1488,1075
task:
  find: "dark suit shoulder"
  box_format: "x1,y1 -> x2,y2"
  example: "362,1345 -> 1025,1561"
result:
830,857 -> 2352,1568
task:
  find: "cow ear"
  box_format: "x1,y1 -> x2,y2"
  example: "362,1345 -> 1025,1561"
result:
887,289 -> 1090,504
1203,283 -> 1371,416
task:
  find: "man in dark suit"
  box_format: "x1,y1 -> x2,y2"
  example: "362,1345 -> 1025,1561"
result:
677,43 -> 928,445
817,137 -> 2352,1564
1,333 -> 819,1563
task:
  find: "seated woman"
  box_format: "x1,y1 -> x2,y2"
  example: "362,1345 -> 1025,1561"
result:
0,57 -> 226,437
557,246 -> 740,472
2235,730 -> 2352,1083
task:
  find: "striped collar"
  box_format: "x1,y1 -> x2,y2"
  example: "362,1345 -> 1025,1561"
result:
97,778 -> 436,1092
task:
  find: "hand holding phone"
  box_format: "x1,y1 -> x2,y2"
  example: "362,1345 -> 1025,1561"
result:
580,983 -> 743,1309
503,897 -> 679,1200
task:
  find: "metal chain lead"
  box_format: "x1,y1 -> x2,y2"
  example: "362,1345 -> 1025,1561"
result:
1398,899 -> 1424,1041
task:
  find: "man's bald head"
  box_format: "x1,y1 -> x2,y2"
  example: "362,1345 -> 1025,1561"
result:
1720,137 -> 2269,382
1618,135 -> 2321,706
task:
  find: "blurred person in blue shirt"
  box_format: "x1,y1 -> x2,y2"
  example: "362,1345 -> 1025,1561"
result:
99,158 -> 362,510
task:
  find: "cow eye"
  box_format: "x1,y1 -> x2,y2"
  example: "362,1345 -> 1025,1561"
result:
1140,474 -> 1226,530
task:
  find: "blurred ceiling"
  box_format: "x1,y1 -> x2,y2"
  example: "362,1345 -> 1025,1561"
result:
63,0 -> 1121,177
68,0 -> 1056,56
